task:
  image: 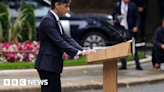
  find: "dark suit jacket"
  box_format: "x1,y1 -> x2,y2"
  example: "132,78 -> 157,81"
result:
35,11 -> 83,73
151,26 -> 164,49
112,1 -> 140,37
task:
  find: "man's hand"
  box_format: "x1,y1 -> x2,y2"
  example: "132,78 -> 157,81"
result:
82,49 -> 96,56
115,19 -> 121,24
161,44 -> 164,49
133,27 -> 138,33
138,7 -> 144,13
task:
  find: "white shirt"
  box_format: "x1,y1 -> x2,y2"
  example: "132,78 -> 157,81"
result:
50,10 -> 63,34
120,0 -> 128,27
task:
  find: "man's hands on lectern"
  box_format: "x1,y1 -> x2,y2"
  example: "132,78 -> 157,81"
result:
82,49 -> 96,56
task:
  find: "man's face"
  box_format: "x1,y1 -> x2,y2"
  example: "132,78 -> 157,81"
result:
58,3 -> 70,17
162,21 -> 164,29
123,0 -> 130,3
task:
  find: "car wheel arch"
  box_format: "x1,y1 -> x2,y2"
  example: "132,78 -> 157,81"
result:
79,28 -> 111,47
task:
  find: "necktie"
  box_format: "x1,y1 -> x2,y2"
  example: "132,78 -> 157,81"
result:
58,20 -> 63,35
124,4 -> 128,30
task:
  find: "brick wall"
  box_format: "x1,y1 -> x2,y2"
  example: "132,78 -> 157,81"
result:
70,0 -> 161,42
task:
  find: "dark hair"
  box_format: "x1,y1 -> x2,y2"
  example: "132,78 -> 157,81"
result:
51,0 -> 71,9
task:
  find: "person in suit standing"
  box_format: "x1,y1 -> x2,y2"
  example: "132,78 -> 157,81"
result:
34,0 -> 96,92
131,0 -> 148,42
112,0 -> 143,70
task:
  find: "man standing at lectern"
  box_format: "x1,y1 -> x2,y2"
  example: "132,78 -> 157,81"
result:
112,0 -> 143,70
35,0 -> 96,92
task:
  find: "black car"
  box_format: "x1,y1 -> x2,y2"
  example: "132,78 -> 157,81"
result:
60,12 -> 117,47
1,0 -> 119,47
43,0 -> 120,47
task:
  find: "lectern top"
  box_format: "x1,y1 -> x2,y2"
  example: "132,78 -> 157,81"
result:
86,40 -> 132,63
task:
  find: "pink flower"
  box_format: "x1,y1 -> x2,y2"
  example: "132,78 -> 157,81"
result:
0,40 -> 41,62
63,53 -> 68,60
6,53 -> 17,62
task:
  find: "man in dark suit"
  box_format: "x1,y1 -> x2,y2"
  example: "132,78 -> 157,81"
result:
112,0 -> 143,70
35,0 -> 96,92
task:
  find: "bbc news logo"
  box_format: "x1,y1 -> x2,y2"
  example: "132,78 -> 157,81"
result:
4,79 -> 48,86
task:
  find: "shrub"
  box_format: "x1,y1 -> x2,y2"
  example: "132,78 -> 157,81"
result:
0,3 -> 9,42
0,3 -> 33,42
20,4 -> 36,42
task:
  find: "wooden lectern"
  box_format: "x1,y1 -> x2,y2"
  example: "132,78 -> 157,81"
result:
86,40 -> 133,92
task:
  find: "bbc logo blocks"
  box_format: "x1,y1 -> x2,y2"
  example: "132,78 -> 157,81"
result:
4,79 -> 48,86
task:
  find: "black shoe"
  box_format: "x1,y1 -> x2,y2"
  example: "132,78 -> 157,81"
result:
119,66 -> 127,70
136,65 -> 143,70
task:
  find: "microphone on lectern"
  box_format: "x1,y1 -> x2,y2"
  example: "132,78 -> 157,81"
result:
108,25 -> 127,42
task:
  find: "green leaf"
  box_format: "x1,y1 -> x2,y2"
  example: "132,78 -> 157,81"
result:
8,28 -> 12,42
25,20 -> 32,40
0,12 -> 6,18
18,34 -> 23,40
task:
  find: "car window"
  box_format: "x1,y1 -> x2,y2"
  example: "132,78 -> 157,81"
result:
0,0 -> 50,17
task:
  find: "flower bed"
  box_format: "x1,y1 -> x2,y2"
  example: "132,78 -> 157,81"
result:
0,40 -> 69,63
0,40 -> 40,62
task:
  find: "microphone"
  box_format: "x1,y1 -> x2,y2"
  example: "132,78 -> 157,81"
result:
108,25 -> 127,42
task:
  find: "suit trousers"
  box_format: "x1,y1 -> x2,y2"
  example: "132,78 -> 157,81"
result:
121,47 -> 140,66
152,47 -> 164,66
37,69 -> 61,92
118,26 -> 140,67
